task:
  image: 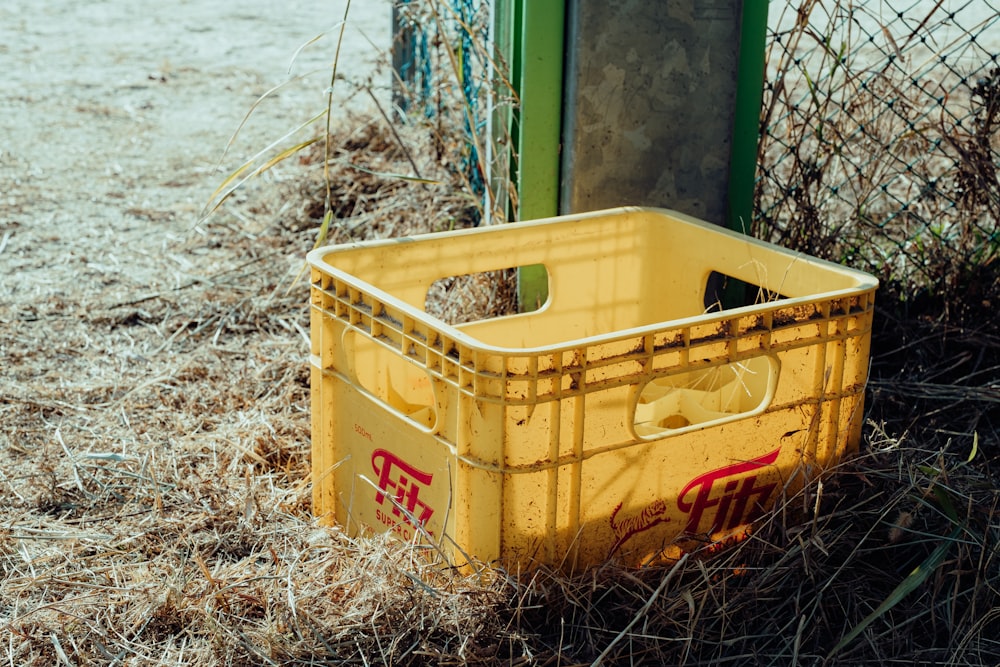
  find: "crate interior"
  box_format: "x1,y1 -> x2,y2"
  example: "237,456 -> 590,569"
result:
317,209 -> 863,351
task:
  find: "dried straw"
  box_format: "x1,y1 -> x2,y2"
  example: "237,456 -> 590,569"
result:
2,115 -> 997,666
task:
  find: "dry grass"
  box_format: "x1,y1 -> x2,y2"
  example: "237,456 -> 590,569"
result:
2,114 -> 998,665
2,1 -> 998,663
290,113 -> 518,323
509,437 -> 999,665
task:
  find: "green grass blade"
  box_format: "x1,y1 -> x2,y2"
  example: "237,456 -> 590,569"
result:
932,484 -> 961,524
313,209 -> 334,250
827,523 -> 962,659
204,112 -> 326,216
216,68 -> 329,168
204,136 -> 321,218
286,210 -> 335,293
206,160 -> 256,205
216,21 -> 343,168
258,137 -> 322,173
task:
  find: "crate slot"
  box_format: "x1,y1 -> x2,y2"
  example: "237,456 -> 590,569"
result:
426,265 -> 544,325
634,356 -> 777,436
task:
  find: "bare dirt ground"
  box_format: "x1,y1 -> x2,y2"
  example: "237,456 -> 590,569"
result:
1,0 -> 387,296
0,0 -> 387,471
1,0 -> 386,445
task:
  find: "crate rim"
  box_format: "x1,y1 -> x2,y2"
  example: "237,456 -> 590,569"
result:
308,206 -> 879,356
309,206 -> 877,282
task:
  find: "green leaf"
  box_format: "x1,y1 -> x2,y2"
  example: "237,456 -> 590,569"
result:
827,524 -> 962,659
968,432 -> 979,463
932,485 -> 960,524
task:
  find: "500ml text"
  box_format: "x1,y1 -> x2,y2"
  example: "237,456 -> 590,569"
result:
354,423 -> 373,441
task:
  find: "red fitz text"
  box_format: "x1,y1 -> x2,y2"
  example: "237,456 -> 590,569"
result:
371,449 -> 435,527
677,448 -> 780,535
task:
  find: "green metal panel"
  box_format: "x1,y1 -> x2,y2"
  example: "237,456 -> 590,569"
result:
727,1 -> 769,235
514,0 -> 565,221
513,0 -> 565,310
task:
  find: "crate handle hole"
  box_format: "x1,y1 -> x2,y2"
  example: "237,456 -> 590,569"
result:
633,356 -> 778,438
703,270 -> 789,312
425,264 -> 546,325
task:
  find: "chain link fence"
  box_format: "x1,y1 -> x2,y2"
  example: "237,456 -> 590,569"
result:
390,0 -> 999,311
391,0 -> 492,211
756,0 -> 1000,311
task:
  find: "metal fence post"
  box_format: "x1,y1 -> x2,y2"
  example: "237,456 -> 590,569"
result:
512,0 -> 565,310
559,0 -> 760,229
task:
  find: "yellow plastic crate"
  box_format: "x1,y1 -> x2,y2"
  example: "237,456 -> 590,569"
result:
308,207 -> 878,571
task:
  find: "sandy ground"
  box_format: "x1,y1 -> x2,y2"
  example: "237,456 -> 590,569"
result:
1,2 -> 389,432
1,0 -> 387,284
0,0 -> 390,649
